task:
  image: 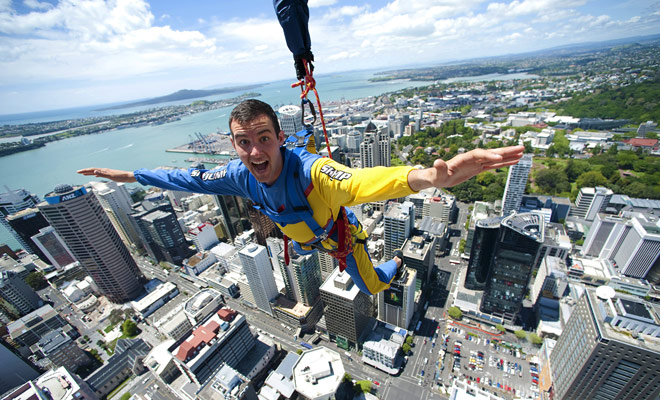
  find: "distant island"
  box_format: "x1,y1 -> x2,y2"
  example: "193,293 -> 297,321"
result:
97,84 -> 263,111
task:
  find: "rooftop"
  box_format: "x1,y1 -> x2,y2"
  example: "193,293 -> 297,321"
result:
293,347 -> 345,400
320,269 -> 361,300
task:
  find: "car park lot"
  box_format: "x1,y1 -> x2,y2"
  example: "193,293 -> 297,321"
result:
439,321 -> 540,399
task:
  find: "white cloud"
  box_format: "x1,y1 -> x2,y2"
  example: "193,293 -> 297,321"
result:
309,0 -> 337,7
24,0 -> 52,10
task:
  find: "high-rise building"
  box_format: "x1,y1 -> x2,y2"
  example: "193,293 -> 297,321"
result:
89,181 -> 143,249
238,244 -> 278,315
318,251 -> 338,281
401,234 -> 435,291
215,195 -> 252,241
550,288 -> 660,400
8,304 -> 70,347
384,201 -> 415,260
278,105 -> 303,137
0,270 -> 43,317
501,154 -> 532,216
292,347 -> 345,400
31,226 -> 76,268
5,208 -> 50,261
141,210 -> 192,265
38,184 -> 143,303
480,212 -> 544,321
423,194 -> 456,224
0,188 -> 41,251
377,267 -> 416,329
278,244 -> 322,306
569,186 -> 613,221
247,200 -> 280,246
377,129 -> 391,167
465,217 -> 502,291
0,341 -> 40,395
3,366 -> 99,400
319,269 -> 373,350
359,133 -> 379,168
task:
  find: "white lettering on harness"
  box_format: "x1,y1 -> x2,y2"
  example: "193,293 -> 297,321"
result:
320,165 -> 352,181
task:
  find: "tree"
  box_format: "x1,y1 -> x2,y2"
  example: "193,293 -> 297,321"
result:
576,171 -> 608,188
564,159 -> 591,181
402,343 -> 411,354
343,373 -> 352,383
296,349 -> 303,355
120,394 -> 132,400
122,319 -> 138,337
535,169 -> 570,195
458,239 -> 466,253
448,306 -> 462,320
406,335 -> 414,345
514,330 -> 527,340
25,271 -> 48,290
109,309 -> 124,325
495,324 -> 506,333
528,333 -> 543,345
355,380 -> 372,394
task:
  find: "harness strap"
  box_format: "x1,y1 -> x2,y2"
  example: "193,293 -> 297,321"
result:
328,207 -> 353,272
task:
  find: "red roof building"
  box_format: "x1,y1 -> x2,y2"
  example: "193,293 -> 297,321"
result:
217,308 -> 237,322
623,138 -> 658,148
176,320 -> 220,361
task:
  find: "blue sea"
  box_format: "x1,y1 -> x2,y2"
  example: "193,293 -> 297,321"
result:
0,70 -> 537,248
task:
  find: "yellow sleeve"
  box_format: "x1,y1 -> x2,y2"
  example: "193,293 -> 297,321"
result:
311,158 -> 418,208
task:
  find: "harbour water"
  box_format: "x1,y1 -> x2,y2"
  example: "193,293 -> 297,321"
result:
0,70 -> 537,248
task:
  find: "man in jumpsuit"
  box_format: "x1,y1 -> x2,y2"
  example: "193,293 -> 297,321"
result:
78,99 -> 524,295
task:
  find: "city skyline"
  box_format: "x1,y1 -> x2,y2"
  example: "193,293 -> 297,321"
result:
1,0 -> 660,114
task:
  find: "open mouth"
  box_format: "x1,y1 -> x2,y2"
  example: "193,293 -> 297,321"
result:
252,160 -> 268,172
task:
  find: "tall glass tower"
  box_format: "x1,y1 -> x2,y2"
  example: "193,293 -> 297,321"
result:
501,154 -> 532,216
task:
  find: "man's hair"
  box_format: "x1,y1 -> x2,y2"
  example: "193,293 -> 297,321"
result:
228,99 -> 281,137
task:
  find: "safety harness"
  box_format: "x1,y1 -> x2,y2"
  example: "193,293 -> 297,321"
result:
247,127 -> 353,272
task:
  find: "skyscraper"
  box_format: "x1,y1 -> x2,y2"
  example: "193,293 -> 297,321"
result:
480,212 -> 544,321
89,181 -> 143,249
377,267 -> 416,329
38,184 -> 143,303
0,270 -> 43,317
141,210 -> 192,265
5,208 -> 50,261
465,217 -> 502,291
278,105 -> 303,137
238,244 -> 278,315
384,201 -> 415,260
0,187 -> 40,250
377,129 -> 391,167
278,244 -> 322,306
501,153 -> 532,216
569,186 -> 613,221
550,288 -> 660,400
320,269 -> 373,350
359,132 -> 378,168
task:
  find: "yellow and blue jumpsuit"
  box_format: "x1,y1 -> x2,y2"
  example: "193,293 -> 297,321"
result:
134,146 -> 417,295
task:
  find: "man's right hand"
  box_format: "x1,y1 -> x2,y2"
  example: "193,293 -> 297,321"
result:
77,168 -> 136,183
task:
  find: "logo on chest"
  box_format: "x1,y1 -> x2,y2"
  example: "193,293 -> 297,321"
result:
320,165 -> 352,181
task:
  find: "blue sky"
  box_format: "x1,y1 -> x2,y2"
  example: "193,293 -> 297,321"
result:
1,0 -> 659,115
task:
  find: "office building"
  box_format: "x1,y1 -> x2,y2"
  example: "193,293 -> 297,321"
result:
480,212 -> 544,321
401,234 -> 435,290
501,153 -> 532,216
5,208 -> 50,261
0,341 -> 40,394
0,187 -> 40,250
215,195 -> 252,241
611,217 -> 660,279
141,210 -> 192,265
569,186 -> 613,221
38,184 -> 143,303
359,132 -> 379,168
89,181 -> 143,248
384,201 -> 415,260
0,270 -> 42,317
317,251 -> 338,281
423,194 -> 456,224
37,329 -> 91,372
550,288 -> 660,400
238,244 -> 278,315
8,304 -> 71,347
319,269 -> 372,350
188,222 -> 219,251
197,363 -> 258,400
278,244 -> 322,306
2,366 -> 97,400
184,289 -> 224,324
377,267 -> 416,329
130,196 -> 175,260
278,105 -> 303,137
377,129 -> 391,167
30,226 -> 76,268
292,347 -> 345,400
246,202 -> 280,246
465,202 -> 497,257
465,217 -> 502,291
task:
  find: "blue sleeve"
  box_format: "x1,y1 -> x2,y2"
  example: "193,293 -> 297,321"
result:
133,162 -> 248,198
274,0 -> 311,57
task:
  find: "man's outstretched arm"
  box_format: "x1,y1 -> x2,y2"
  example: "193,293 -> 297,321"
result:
77,168 -> 136,183
407,145 -> 525,192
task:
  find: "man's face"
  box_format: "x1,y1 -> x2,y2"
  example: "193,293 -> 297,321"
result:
230,114 -> 285,185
